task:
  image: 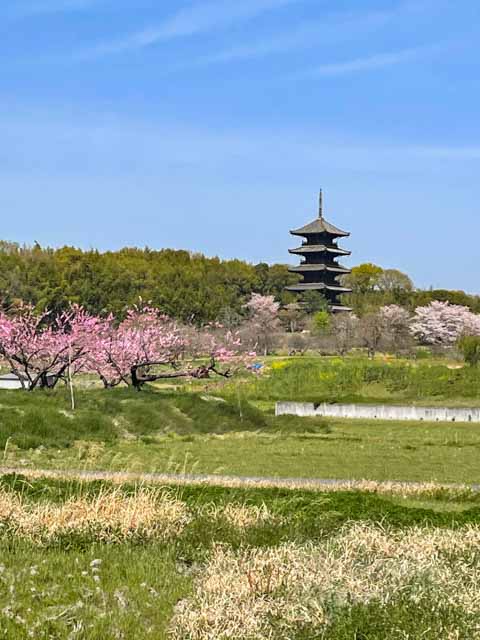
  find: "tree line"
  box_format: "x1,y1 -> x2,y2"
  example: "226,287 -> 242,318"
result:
0,241 -> 478,322
0,241 -> 296,323
341,263 -> 480,315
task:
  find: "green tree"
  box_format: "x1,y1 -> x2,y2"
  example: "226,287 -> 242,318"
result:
378,269 -> 413,293
312,310 -> 331,335
302,291 -> 329,314
279,303 -> 305,333
0,241 -> 476,331
343,263 -> 384,294
458,335 -> 480,367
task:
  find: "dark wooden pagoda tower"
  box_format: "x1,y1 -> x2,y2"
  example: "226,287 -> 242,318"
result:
286,190 -> 352,312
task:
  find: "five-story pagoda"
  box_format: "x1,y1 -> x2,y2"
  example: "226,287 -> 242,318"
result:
286,190 -> 352,312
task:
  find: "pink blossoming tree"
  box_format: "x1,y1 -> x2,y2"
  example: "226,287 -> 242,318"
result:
0,305 -> 254,391
410,301 -> 480,345
244,293 -> 280,356
87,306 -> 253,390
0,305 -> 102,390
380,305 -> 413,354
87,307 -> 184,389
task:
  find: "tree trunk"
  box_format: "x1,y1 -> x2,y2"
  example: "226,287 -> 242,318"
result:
130,367 -> 144,391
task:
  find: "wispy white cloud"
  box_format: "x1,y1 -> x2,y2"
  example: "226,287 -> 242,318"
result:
151,0 -> 297,39
166,8 -> 396,71
71,0 -> 449,70
306,43 -> 444,76
161,2 -> 450,74
73,0 -> 299,60
1,107 -> 479,176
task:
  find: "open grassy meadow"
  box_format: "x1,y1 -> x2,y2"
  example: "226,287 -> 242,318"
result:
0,472 -> 480,638
1,356 -> 480,637
1,357 -> 479,483
5,415 -> 480,484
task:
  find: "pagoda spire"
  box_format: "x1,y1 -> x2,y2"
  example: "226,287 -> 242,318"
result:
318,189 -> 323,219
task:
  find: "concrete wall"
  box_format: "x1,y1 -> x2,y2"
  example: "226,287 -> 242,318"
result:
275,402 -> 480,423
0,379 -> 24,390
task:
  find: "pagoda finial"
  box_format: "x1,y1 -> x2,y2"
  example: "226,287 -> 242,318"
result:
318,188 -> 323,219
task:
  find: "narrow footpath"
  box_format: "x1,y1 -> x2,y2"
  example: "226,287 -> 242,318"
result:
0,467 -> 477,495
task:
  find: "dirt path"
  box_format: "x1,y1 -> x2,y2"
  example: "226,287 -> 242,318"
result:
0,466 -> 477,495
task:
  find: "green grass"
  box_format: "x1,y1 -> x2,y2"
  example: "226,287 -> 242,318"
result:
0,387 -> 265,450
1,540 -> 472,640
315,598 -> 477,640
0,542 -> 189,640
1,356 -> 480,484
1,355 -> 480,638
8,416 -> 480,484
2,473 -> 480,533
0,474 -> 480,638
238,357 -> 480,405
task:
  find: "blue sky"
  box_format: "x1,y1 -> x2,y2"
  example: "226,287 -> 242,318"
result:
1,0 -> 479,292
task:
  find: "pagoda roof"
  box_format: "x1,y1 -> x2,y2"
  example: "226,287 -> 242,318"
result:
329,304 -> 353,313
289,244 -> 351,256
286,283 -> 352,293
290,217 -> 349,238
288,264 -> 351,274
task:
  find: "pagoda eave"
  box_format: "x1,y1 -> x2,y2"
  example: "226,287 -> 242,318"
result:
288,265 -> 351,274
290,229 -> 350,239
286,283 -> 352,293
285,190 -> 352,312
289,212 -> 350,238
289,246 -> 351,257
328,304 -> 353,313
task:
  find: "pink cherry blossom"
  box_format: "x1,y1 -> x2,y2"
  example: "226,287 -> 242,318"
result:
0,304 -> 255,390
244,293 -> 280,356
0,305 -> 103,389
410,301 -> 480,345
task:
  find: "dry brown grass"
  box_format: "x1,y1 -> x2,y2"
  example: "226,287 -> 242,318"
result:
170,522 -> 480,640
0,488 -> 283,543
1,467 -> 475,498
0,487 -> 190,543
205,502 -> 282,530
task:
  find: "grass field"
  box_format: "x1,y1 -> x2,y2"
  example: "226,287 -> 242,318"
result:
0,356 -> 479,484
239,356 -> 480,405
1,356 -> 479,638
0,472 -> 480,639
6,417 -> 480,484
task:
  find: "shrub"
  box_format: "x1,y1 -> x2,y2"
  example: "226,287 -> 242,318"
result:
458,335 -> 480,367
242,358 -> 480,402
312,311 -> 331,335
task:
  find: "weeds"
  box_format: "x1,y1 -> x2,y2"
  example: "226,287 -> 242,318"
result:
0,544 -> 189,640
0,474 -> 478,638
171,523 -> 480,639
0,484 -> 287,547
0,487 -> 190,544
241,358 -> 480,403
